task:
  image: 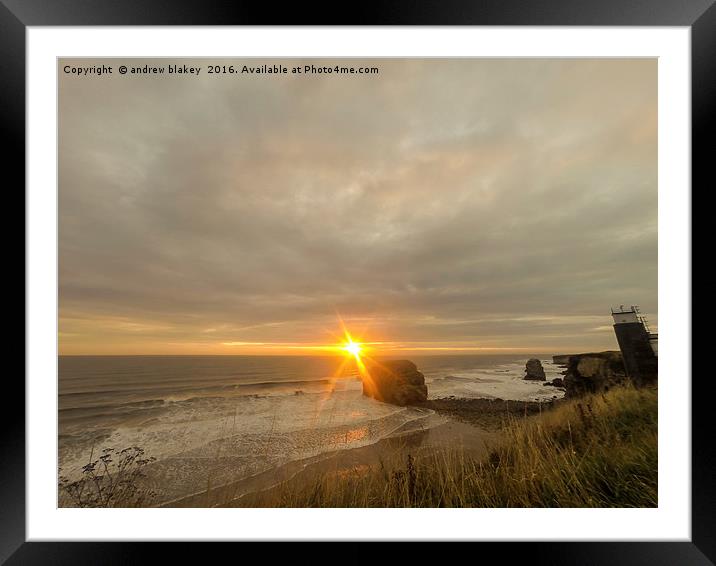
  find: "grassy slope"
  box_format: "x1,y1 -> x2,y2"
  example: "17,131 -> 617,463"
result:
269,386 -> 658,507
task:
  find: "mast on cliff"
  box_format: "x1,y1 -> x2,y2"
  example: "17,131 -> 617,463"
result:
611,305 -> 658,386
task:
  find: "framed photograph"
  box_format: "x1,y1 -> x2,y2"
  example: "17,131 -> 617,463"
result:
8,0 -> 709,562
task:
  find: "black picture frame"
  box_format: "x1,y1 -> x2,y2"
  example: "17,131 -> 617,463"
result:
6,0 -> 708,563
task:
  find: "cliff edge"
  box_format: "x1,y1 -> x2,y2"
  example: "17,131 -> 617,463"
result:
556,351 -> 627,398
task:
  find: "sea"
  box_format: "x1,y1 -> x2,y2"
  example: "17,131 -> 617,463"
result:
58,354 -> 565,505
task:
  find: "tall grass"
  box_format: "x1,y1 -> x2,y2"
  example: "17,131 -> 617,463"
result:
59,446 -> 157,508
261,386 -> 657,508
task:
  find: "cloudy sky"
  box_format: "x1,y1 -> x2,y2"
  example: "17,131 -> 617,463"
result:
59,58 -> 657,355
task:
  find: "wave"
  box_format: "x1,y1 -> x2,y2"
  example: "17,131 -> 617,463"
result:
59,376 -> 363,415
59,398 -> 168,415
59,376 -> 358,398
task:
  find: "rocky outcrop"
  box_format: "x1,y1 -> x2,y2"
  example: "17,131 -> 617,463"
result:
422,397 -> 554,429
544,377 -> 565,388
561,351 -> 626,398
523,358 -> 546,380
361,359 -> 428,406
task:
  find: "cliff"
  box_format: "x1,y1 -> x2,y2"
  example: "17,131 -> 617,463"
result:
361,359 -> 428,406
552,354 -> 572,366
560,351 -> 627,398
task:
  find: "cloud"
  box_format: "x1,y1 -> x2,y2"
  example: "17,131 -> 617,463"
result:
59,58 -> 657,354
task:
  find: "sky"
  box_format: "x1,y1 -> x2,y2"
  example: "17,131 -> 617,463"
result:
58,58 -> 657,355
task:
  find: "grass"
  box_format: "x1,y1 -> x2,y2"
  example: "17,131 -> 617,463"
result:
261,385 -> 657,507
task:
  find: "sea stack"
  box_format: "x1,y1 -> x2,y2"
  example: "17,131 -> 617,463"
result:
361,359 -> 428,406
524,358 -> 546,380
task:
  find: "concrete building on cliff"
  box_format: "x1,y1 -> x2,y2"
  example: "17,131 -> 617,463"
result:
611,305 -> 658,386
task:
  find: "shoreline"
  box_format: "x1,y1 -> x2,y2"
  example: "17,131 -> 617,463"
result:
162,395 -> 549,508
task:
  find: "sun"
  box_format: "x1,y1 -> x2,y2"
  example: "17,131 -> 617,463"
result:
343,340 -> 362,358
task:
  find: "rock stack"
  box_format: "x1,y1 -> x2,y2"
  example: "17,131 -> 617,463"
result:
361,359 -> 428,406
523,358 -> 546,381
